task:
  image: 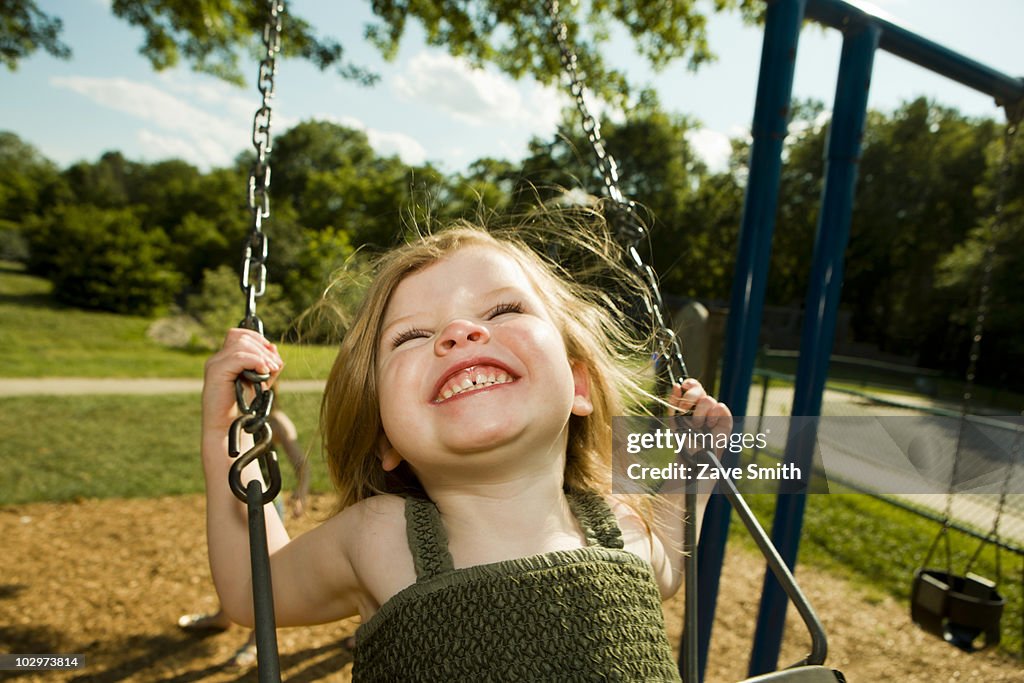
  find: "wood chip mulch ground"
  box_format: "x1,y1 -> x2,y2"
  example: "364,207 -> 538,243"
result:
2,494 -> 1020,682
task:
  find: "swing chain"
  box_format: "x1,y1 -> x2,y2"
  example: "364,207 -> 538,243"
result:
959,112 -> 1018,409
973,108 -> 1022,554
241,0 -> 283,336
228,0 -> 285,506
543,0 -> 625,207
543,0 -> 689,387
937,104 -> 1021,556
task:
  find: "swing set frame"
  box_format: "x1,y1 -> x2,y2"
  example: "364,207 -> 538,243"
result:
226,1 -> 1024,682
700,1 -> 1024,678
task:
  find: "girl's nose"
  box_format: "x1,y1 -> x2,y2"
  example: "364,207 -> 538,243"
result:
435,319 -> 490,353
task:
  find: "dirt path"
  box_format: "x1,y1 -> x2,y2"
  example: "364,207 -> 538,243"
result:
1,494 -> 1020,683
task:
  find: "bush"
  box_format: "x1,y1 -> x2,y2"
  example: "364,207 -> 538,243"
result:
187,264 -> 296,341
0,220 -> 30,262
27,204 -> 183,315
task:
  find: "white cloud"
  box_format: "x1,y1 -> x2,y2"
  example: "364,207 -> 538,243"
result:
366,129 -> 427,166
392,52 -> 564,132
158,72 -> 256,121
50,75 -> 245,168
686,128 -> 734,173
133,128 -> 232,169
315,114 -> 427,166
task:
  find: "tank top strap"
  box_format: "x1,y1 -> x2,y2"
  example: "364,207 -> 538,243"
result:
567,490 -> 625,550
404,496 -> 455,582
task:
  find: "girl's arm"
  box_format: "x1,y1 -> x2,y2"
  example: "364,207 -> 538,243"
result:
202,329 -> 362,627
647,379 -> 732,598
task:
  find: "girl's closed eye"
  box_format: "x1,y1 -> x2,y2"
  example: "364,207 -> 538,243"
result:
486,301 -> 525,319
391,302 -> 523,348
391,327 -> 431,348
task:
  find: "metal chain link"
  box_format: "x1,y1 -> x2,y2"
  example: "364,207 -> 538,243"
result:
942,106 -> 1020,525
543,0 -> 689,388
969,110 -> 1021,551
240,0 -> 283,335
228,0 -> 285,506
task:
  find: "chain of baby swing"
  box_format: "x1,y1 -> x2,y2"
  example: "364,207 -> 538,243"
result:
940,104 -> 1021,532
229,0 -> 285,507
946,104 -> 1023,586
543,0 -> 689,388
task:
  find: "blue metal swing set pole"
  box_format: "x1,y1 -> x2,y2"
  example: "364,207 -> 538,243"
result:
692,0 -> 1024,679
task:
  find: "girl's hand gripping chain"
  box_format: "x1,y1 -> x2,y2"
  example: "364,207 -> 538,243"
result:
669,378 -> 732,433
650,378 -> 732,597
202,328 -> 283,435
201,328 -> 289,625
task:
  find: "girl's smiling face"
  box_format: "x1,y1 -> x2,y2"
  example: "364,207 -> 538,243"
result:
375,245 -> 592,481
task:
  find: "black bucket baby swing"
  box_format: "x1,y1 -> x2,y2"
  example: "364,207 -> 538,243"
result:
225,1 -> 851,680
909,103 -> 1023,655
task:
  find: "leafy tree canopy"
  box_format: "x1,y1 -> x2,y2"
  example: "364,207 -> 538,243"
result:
3,0 -> 758,99
0,0 -> 70,70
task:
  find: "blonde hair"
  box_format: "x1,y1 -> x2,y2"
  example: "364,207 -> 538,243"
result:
320,205 -> 655,513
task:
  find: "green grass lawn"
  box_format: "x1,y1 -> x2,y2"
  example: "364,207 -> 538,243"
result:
1,261 -> 337,378
0,392 -> 329,504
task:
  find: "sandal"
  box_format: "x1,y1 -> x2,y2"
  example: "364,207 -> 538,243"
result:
177,612 -> 229,634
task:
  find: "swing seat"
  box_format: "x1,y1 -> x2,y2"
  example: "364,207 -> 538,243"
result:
741,665 -> 846,682
911,569 -> 1005,651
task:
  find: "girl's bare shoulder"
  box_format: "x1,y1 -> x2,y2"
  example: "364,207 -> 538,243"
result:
336,493 -> 417,610
604,493 -> 655,563
330,493 -> 408,542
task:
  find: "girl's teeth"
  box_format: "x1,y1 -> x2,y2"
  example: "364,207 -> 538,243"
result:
435,368 -> 516,402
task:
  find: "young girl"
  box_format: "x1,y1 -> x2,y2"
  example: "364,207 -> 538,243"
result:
201,219 -> 731,681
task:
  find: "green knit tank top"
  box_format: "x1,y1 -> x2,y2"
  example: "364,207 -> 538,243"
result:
351,491 -> 681,682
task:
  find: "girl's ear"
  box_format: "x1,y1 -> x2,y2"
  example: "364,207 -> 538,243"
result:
377,433 -> 404,472
570,360 -> 594,417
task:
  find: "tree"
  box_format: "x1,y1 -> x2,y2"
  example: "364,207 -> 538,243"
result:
441,157 -> 519,219
516,93 -> 735,301
270,120 -> 412,247
0,132 -> 63,220
27,204 -> 183,315
843,99 -> 995,357
933,122 -> 1024,387
0,0 -> 70,70
0,131 -> 69,260
61,151 -> 139,209
3,0 -> 759,100
766,99 -> 828,307
123,159 -> 249,288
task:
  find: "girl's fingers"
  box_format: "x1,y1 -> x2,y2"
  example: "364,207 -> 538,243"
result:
670,378 -> 703,414
207,329 -> 284,379
705,401 -> 733,433
691,396 -> 733,432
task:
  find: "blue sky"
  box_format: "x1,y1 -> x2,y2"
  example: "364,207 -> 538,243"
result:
2,0 -> 1021,175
